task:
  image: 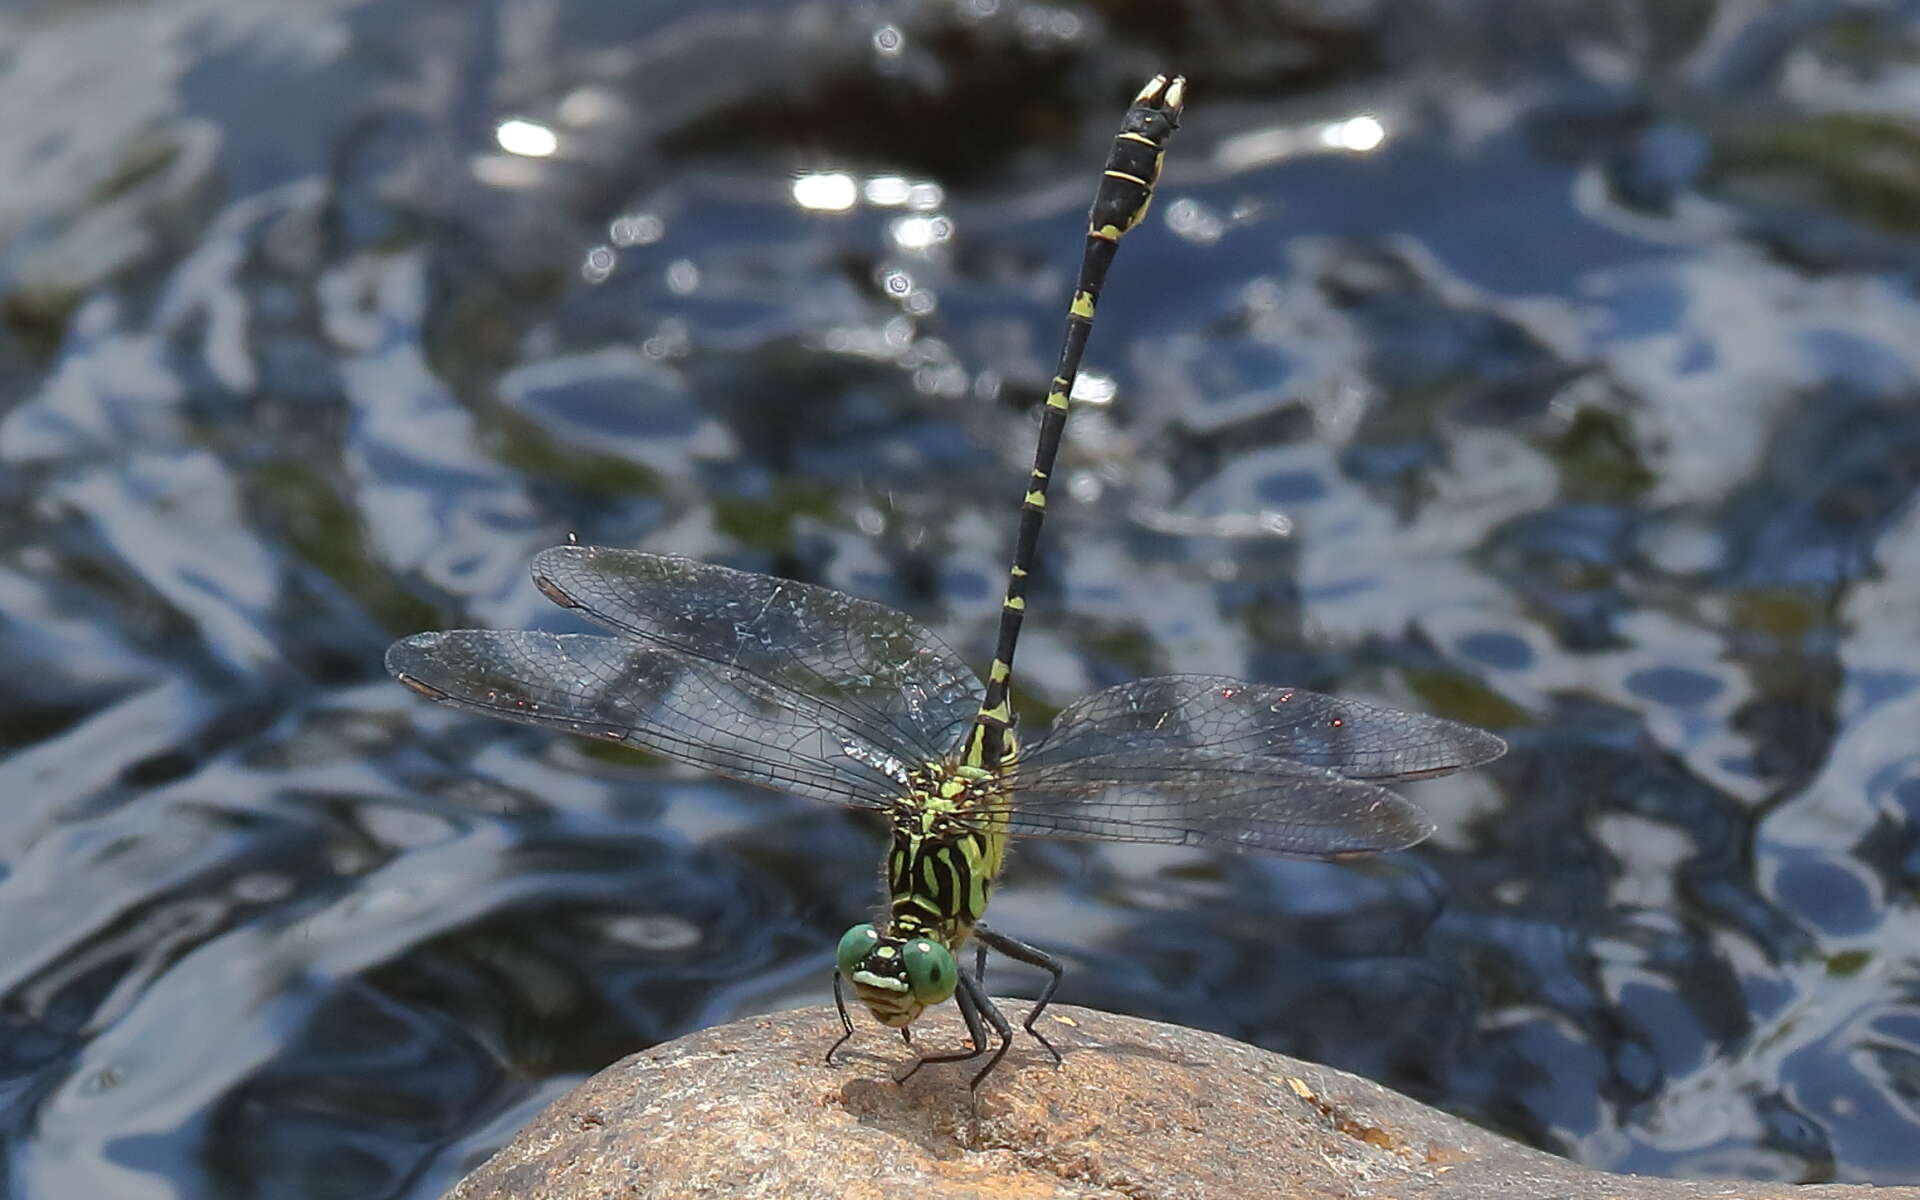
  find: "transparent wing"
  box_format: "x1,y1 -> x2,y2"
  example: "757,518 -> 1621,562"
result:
386,630 -> 914,809
1018,675 -> 1507,783
528,546 -> 983,765
991,674 -> 1506,856
996,754 -> 1436,856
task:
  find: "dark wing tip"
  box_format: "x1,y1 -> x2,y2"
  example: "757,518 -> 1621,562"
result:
1458,726 -> 1509,768
1353,790 -> 1437,855
385,634 -> 454,701
528,543 -> 586,584
1390,801 -> 1439,851
1383,722 -> 1508,782
530,543 -> 617,611
384,631 -> 448,679
384,630 -> 491,705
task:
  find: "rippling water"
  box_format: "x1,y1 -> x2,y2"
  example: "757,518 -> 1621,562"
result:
5,0 -> 1920,1193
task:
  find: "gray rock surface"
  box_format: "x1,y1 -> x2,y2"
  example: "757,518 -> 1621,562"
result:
447,1003 -> 1910,1199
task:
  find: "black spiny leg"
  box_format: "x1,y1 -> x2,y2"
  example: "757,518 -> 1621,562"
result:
960,971 -> 1017,1093
974,924 -> 1065,1067
975,939 -> 988,987
827,971 -> 855,1065
893,975 -> 993,1085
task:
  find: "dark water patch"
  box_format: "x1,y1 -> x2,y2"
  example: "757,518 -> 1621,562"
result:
1482,504 -> 1640,650
1719,391 -> 1920,590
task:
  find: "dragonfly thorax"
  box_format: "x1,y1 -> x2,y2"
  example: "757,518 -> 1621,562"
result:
886,760 -> 1013,932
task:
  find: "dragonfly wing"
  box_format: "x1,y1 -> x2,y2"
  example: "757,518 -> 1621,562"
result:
1019,674 -> 1506,783
387,630 -> 909,810
999,754 -> 1435,856
528,546 -> 983,764
997,674 -> 1505,856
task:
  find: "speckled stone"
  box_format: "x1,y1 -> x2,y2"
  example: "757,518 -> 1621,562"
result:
445,1003 -> 1904,1200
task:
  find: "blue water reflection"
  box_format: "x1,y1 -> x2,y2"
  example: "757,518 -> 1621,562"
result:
7,0 -> 1920,1194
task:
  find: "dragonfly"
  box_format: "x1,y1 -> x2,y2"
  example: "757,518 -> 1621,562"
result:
386,74 -> 1507,1094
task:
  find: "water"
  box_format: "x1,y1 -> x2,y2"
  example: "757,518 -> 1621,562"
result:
4,0 -> 1920,1193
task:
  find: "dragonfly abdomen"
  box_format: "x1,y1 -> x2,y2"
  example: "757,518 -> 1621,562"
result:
965,74 -> 1186,774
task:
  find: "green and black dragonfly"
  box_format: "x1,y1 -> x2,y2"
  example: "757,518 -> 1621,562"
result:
386,74 -> 1506,1093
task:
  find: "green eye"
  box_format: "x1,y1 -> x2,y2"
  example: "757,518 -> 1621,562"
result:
901,939 -> 958,1004
837,924 -> 879,976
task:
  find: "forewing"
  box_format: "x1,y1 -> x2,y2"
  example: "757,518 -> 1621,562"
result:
386,630 -> 910,809
998,754 -> 1435,856
529,546 -> 983,764
1020,675 -> 1506,783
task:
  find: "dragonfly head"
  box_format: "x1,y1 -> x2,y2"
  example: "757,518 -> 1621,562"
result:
836,924 -> 958,1027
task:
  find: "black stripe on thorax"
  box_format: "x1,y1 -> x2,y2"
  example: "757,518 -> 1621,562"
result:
888,824 -> 988,932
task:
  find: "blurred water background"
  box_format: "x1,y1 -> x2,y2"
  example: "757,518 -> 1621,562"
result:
4,0 -> 1920,1194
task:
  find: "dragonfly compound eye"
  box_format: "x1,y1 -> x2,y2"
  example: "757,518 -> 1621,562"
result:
902,939 -> 958,1004
837,924 -> 880,977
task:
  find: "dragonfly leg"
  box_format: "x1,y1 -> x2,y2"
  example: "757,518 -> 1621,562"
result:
893,972 -> 995,1086
974,939 -> 988,987
973,924 -> 1065,1067
827,971 -> 856,1066
901,1026 -> 913,1046
961,971 -> 1016,1094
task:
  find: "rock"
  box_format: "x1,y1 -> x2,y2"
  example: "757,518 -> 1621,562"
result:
445,1002 -> 1896,1200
